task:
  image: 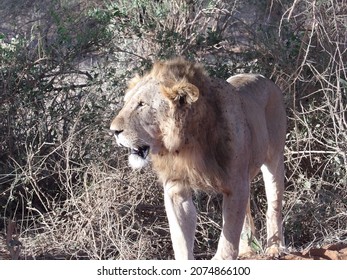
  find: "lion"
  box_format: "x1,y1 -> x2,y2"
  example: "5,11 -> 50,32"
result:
110,58 -> 286,260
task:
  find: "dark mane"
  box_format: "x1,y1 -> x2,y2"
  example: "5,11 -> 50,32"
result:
149,59 -> 231,193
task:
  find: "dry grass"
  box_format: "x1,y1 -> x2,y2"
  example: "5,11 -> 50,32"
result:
2,148 -> 223,259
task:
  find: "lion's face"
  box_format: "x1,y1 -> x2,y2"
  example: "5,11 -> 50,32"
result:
110,74 -> 200,169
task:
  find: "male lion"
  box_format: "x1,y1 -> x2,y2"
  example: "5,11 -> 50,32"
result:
110,58 -> 286,260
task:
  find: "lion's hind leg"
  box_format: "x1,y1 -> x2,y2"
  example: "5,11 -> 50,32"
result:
238,198 -> 259,257
261,155 -> 286,257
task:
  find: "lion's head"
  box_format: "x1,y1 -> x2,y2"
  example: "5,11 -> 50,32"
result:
110,58 -> 206,169
111,58 -> 231,191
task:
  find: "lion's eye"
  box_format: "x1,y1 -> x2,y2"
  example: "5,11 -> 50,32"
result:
137,101 -> 145,108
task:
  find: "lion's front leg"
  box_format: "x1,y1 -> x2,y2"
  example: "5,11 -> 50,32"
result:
164,181 -> 196,260
213,180 -> 249,260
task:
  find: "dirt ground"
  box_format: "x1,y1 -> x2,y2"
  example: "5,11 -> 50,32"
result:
282,243 -> 347,260
239,243 -> 347,260
1,229 -> 346,260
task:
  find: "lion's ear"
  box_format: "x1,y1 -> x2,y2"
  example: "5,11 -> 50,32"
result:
161,82 -> 199,105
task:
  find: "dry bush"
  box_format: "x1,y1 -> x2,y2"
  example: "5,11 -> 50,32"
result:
0,0 -> 232,260
17,157 -> 168,260
1,0 -> 346,260
281,0 -> 347,249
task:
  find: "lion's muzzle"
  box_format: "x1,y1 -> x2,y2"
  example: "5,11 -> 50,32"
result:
110,128 -> 150,169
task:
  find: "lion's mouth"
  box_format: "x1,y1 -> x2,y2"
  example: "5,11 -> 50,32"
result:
131,145 -> 150,159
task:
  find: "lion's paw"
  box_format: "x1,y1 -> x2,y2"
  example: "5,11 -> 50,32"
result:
212,252 -> 238,260
238,246 -> 256,258
265,245 -> 287,258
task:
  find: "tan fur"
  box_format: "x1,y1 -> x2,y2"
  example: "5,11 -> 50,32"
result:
110,58 -> 286,259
